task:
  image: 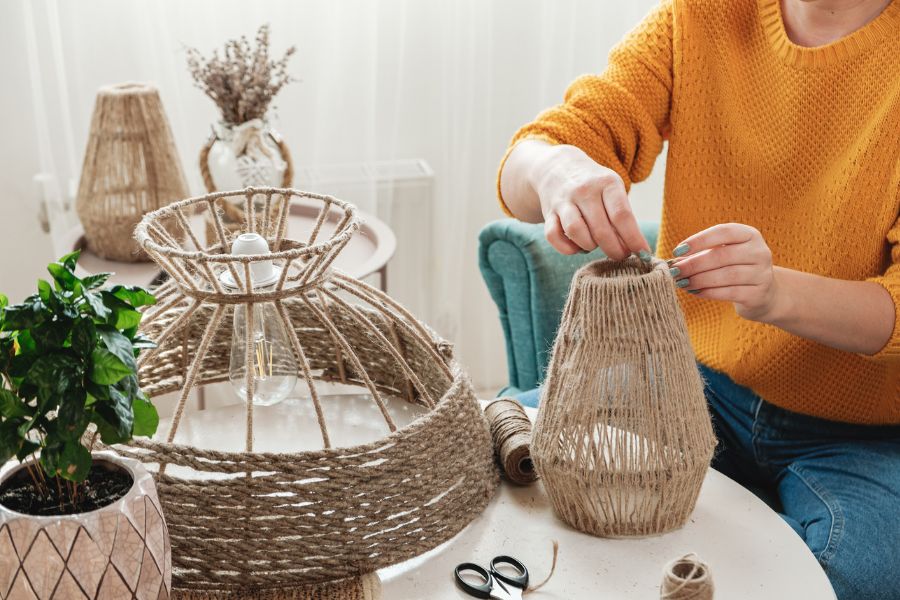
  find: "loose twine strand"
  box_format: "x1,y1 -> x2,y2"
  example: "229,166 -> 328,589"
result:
484,397 -> 538,486
660,553 -> 714,600
526,540 -> 559,594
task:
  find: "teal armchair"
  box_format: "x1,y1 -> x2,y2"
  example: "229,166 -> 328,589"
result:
478,219 -> 659,404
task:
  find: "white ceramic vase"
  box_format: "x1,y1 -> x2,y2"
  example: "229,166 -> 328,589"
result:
207,119 -> 287,190
0,452 -> 172,600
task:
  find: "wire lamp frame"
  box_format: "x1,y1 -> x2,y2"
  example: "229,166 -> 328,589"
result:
120,188 -> 498,598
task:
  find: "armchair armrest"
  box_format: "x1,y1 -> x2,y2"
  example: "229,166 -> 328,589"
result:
478,219 -> 659,396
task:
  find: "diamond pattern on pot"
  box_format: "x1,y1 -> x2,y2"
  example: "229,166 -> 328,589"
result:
96,565 -> 130,600
53,572 -> 88,600
143,500 -> 165,572
127,496 -> 146,539
67,528 -> 109,597
7,518 -> 41,557
7,572 -> 37,600
44,521 -> 80,560
23,530 -> 65,598
0,526 -> 19,597
135,547 -> 162,600
110,515 -> 144,591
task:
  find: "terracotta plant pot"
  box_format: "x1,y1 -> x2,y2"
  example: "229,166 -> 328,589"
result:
0,452 -> 171,600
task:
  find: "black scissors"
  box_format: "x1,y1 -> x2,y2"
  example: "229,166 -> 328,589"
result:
454,555 -> 529,599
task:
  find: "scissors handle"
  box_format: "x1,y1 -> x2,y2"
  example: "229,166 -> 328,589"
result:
454,562 -> 494,599
490,555 -> 529,590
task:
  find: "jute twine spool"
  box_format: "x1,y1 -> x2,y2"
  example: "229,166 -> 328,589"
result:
532,257 -> 716,537
115,187 -> 499,597
75,82 -> 188,262
660,554 -> 714,599
484,398 -> 537,485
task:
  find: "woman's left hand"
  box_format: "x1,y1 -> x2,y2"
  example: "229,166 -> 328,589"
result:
668,223 -> 784,323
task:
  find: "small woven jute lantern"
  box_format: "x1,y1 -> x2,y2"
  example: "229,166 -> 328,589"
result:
532,258 -> 716,538
112,187 -> 498,599
75,82 -> 188,262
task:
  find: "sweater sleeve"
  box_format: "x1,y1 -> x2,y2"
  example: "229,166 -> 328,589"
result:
865,215 -> 900,364
497,0 -> 675,215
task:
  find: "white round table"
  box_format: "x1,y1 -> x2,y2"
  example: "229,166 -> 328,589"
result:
60,198 -> 396,289
154,394 -> 835,599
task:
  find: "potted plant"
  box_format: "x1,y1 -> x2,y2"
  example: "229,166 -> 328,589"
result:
187,24 -> 296,244
0,252 -> 171,600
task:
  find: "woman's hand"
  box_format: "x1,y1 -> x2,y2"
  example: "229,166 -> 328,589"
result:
668,223 -> 785,322
525,143 -> 651,259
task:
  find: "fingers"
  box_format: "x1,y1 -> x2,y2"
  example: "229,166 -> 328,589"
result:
574,195 -> 629,259
601,179 -> 650,257
669,244 -> 760,279
556,203 -> 597,252
676,264 -> 766,291
672,223 -> 758,258
544,212 -> 583,255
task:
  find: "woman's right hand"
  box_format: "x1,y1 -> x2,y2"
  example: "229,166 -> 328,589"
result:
527,142 -> 650,259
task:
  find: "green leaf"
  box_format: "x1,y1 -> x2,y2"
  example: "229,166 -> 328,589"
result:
94,386 -> 133,441
110,285 -> 156,308
15,439 -> 39,462
25,353 -> 80,407
0,388 -> 31,418
59,251 -> 81,271
3,298 -> 44,330
97,327 -> 136,371
0,293 -> 7,309
130,333 -> 157,352
31,316 -> 72,350
100,292 -> 141,329
47,262 -> 79,292
70,318 -> 96,356
82,291 -> 112,320
58,441 -> 92,482
81,272 -> 111,290
39,443 -> 61,476
57,390 -> 87,440
131,396 -> 159,437
37,279 -> 53,303
0,421 -> 21,464
95,413 -> 128,445
89,347 -> 132,385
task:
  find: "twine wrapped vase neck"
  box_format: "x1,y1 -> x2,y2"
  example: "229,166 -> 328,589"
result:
532,257 -> 716,538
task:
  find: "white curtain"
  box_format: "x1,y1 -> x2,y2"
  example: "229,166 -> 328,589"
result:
11,0 -> 665,392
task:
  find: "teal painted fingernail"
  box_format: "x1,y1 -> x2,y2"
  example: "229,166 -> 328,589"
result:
673,243 -> 690,257
688,289 -> 700,295
638,250 -> 652,263
669,267 -> 680,277
676,278 -> 690,288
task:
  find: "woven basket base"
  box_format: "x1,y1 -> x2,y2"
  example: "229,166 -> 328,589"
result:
173,573 -> 381,600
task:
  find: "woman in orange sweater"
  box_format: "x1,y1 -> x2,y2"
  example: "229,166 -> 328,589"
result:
498,0 -> 899,597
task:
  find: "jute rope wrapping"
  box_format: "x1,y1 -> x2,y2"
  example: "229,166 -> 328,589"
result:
75,82 -> 188,262
484,398 -> 537,485
660,554 -> 714,599
117,187 -> 499,598
532,258 -> 716,538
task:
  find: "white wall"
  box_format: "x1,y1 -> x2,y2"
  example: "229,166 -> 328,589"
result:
0,0 -> 666,390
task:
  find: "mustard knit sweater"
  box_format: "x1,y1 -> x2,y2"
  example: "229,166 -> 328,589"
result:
498,0 -> 900,424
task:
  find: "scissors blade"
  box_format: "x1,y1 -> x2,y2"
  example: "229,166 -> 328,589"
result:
490,578 -> 523,600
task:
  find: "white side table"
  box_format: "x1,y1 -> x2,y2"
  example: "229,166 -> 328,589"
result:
59,199 -> 396,290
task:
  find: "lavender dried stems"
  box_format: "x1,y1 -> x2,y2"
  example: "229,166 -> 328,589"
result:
186,24 -> 296,125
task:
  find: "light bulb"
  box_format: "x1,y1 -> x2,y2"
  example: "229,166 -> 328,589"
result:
222,233 -> 297,406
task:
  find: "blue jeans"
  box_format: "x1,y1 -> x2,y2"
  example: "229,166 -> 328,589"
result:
517,366 -> 900,599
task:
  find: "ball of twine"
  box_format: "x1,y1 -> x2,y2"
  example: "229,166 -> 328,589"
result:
660,553 -> 714,600
484,398 -> 537,486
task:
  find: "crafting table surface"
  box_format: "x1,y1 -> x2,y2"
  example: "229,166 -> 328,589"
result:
156,395 -> 835,599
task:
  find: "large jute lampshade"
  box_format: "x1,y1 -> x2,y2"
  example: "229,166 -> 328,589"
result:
75,82 -> 188,262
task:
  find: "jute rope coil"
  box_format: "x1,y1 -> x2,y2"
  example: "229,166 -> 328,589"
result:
484,398 -> 537,486
118,188 -> 499,598
532,258 -> 716,538
75,82 -> 188,262
660,554 -> 714,599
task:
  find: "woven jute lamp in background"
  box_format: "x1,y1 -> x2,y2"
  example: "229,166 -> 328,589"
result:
110,187 -> 498,599
532,258 -> 716,538
75,82 -> 188,262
